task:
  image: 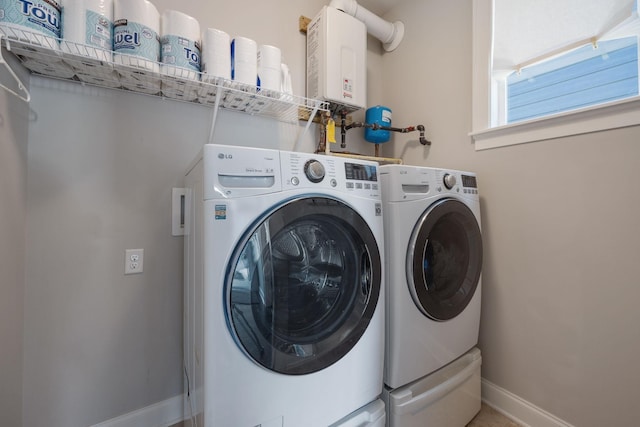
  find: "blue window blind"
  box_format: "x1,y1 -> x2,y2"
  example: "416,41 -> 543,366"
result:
507,37 -> 639,123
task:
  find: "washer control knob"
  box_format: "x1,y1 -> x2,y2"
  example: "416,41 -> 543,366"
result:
291,176 -> 300,186
443,173 -> 456,190
304,160 -> 325,183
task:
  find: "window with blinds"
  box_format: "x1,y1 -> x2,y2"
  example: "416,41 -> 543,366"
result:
506,37 -> 639,123
493,0 -> 639,125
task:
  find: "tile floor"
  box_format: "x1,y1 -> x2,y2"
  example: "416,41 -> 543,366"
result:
467,403 -> 522,427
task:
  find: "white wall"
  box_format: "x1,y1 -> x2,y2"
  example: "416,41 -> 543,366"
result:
19,0 -> 386,425
381,1 -> 640,426
0,48 -> 29,427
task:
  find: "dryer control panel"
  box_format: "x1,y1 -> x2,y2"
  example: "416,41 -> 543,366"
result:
379,164 -> 479,202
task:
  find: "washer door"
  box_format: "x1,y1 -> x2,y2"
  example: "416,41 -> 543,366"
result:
226,196 -> 381,375
407,198 -> 482,321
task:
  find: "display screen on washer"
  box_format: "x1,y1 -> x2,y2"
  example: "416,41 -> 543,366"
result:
345,163 -> 378,181
462,175 -> 477,188
226,197 -> 381,375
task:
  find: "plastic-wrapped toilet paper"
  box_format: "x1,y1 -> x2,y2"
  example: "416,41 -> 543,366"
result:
120,72 -> 161,94
22,58 -> 75,78
76,71 -> 121,87
63,52 -> 112,75
61,0 -> 113,62
9,42 -> 63,63
160,10 -> 200,83
222,90 -> 250,110
0,0 -> 61,49
201,27 -> 230,84
231,36 -> 257,88
113,0 -> 160,73
162,82 -> 198,101
257,44 -> 281,95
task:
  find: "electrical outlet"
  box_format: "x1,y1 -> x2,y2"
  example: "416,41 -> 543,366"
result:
125,249 -> 144,275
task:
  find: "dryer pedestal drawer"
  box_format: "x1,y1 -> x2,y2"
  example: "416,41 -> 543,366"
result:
382,347 -> 481,427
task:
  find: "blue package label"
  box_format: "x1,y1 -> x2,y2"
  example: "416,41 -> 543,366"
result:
0,0 -> 62,39
113,18 -> 159,62
161,34 -> 201,72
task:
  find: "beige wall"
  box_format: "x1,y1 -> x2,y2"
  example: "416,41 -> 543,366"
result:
12,0 -> 640,425
381,1 -> 640,426
0,48 -> 29,427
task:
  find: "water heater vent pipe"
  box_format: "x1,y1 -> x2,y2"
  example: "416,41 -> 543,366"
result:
329,0 -> 404,52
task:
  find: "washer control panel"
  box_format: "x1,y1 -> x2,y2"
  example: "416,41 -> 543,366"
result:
281,152 -> 379,197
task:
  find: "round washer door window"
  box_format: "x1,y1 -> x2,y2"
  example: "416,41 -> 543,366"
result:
407,198 -> 482,321
226,197 -> 381,375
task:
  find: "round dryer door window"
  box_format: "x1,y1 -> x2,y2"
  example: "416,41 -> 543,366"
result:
407,198 -> 482,321
226,196 -> 381,375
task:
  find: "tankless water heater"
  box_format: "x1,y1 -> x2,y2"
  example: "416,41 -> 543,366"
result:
306,6 -> 367,112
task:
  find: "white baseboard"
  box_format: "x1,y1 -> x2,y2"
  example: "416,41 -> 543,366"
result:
90,380 -> 575,427
481,379 -> 575,427
91,394 -> 183,427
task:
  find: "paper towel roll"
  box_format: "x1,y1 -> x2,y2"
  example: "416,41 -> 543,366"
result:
160,10 -> 201,83
257,45 -> 281,93
113,0 -> 160,73
231,36 -> 257,86
61,0 -> 113,62
22,58 -> 75,79
0,0 -> 61,49
257,45 -> 281,70
201,28 -> 230,83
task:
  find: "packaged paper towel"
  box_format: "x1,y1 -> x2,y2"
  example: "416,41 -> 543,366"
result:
61,0 -> 113,62
160,9 -> 200,82
0,0 -> 61,49
113,0 -> 160,73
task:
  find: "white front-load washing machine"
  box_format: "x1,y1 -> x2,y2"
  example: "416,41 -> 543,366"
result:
183,144 -> 385,427
379,165 -> 483,426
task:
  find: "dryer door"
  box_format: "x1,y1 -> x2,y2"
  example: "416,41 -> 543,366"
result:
407,198 -> 482,321
226,196 -> 381,375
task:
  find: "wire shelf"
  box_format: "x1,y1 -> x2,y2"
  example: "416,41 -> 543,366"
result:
0,27 -> 328,123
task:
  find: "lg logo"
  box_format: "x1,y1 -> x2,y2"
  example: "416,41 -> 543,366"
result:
218,153 -> 233,159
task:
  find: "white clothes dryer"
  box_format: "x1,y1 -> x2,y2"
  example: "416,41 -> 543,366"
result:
183,144 -> 385,427
379,165 -> 483,390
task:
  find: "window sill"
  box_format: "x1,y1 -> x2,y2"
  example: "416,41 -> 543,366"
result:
470,96 -> 640,150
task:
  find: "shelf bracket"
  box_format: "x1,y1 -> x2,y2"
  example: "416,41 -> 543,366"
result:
207,87 -> 223,144
293,99 -> 322,152
0,36 -> 31,103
